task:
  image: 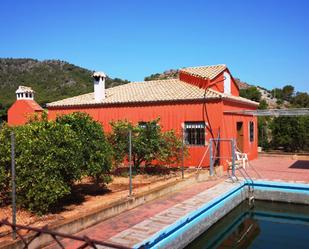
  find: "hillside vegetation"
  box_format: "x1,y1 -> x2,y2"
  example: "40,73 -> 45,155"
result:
0,58 -> 129,121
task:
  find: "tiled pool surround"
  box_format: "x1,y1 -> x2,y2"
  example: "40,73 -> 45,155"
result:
131,180 -> 309,249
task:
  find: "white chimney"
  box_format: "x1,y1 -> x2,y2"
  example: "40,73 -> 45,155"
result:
16,86 -> 34,100
93,71 -> 106,102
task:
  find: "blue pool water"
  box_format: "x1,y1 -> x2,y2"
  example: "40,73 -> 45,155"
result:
186,201 -> 309,249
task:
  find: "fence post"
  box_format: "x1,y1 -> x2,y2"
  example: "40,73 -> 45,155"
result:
11,132 -> 16,240
231,139 -> 236,177
209,139 -> 214,176
181,128 -> 184,179
128,129 -> 133,197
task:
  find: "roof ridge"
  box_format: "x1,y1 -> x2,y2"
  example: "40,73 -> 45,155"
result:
179,64 -> 227,80
129,78 -> 179,84
181,64 -> 226,70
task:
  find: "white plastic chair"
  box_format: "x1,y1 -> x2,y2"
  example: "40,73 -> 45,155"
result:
235,151 -> 249,169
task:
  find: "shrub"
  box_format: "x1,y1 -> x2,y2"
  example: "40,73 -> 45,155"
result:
13,119 -> 83,214
0,123 -> 12,205
240,87 -> 261,102
159,130 -> 184,165
109,119 -> 186,170
56,112 -> 112,184
270,116 -> 309,152
0,112 -> 113,214
108,120 -> 133,167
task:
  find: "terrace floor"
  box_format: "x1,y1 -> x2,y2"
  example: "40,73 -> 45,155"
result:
248,154 -> 309,183
45,154 -> 309,249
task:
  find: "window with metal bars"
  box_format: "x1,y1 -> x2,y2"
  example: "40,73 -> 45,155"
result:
184,122 -> 206,145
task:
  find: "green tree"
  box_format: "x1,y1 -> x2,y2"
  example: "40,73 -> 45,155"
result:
109,119 -> 185,170
270,116 -> 309,152
56,112 -> 112,185
159,130 -> 184,165
291,92 -> 309,108
271,88 -> 283,100
282,85 -> 294,101
108,120 -> 133,167
240,87 -> 261,102
14,119 -> 83,214
0,113 -> 114,214
0,123 -> 12,204
258,99 -> 268,110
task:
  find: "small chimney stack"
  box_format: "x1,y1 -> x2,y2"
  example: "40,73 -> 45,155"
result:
16,86 -> 34,100
93,71 -> 106,102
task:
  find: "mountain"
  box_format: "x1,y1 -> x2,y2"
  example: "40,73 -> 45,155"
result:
144,69 -> 179,81
0,58 -> 129,111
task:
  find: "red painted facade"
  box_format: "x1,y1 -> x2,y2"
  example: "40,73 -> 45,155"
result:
8,68 -> 258,169
8,100 -> 43,126
48,69 -> 258,169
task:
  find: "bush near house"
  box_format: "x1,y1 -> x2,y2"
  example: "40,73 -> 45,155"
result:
108,119 -> 185,171
56,112 -> 113,185
239,83 -> 309,152
270,116 -> 309,152
0,113 -> 112,214
0,124 -> 12,204
0,115 -> 183,214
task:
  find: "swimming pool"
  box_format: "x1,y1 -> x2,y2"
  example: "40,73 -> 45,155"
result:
186,200 -> 309,249
134,180 -> 309,249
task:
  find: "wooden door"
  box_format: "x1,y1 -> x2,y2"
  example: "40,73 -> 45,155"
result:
236,122 -> 244,152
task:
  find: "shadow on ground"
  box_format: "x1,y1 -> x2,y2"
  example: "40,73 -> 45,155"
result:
289,160 -> 309,169
50,182 -> 111,214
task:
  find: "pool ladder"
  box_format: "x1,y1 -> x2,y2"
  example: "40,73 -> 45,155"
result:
228,164 -> 255,207
239,167 -> 255,207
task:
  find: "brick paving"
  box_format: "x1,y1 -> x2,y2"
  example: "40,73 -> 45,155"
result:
107,181 -> 235,247
45,155 -> 309,249
248,155 -> 309,183
46,178 -> 224,249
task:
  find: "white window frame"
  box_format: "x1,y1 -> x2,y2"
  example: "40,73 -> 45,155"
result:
183,121 -> 207,146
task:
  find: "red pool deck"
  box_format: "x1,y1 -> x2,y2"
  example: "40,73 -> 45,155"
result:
45,155 -> 309,248
46,178 -> 224,249
248,155 -> 309,183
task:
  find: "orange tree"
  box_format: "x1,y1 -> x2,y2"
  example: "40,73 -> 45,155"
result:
108,119 -> 185,171
56,112 -> 112,184
0,113 -> 112,214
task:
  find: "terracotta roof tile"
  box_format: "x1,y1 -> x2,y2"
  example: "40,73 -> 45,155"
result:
180,64 -> 227,80
47,78 -> 258,108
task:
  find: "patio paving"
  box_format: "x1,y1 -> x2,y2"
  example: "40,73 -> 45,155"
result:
46,178 -> 225,248
45,155 -> 309,248
248,155 -> 309,183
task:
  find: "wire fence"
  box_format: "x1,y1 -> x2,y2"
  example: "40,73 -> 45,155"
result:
0,129 -> 185,244
0,219 -> 134,249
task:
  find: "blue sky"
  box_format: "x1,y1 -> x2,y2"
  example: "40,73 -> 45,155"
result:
1,0 -> 308,92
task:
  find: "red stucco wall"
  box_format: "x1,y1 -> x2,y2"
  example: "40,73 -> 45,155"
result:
8,100 -> 43,126
48,99 -> 258,168
220,100 -> 258,169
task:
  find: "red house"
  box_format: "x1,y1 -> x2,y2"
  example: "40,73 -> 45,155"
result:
47,65 -> 259,169
8,86 -> 43,126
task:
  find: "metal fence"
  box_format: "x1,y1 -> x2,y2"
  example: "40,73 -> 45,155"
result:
0,219 -> 134,249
